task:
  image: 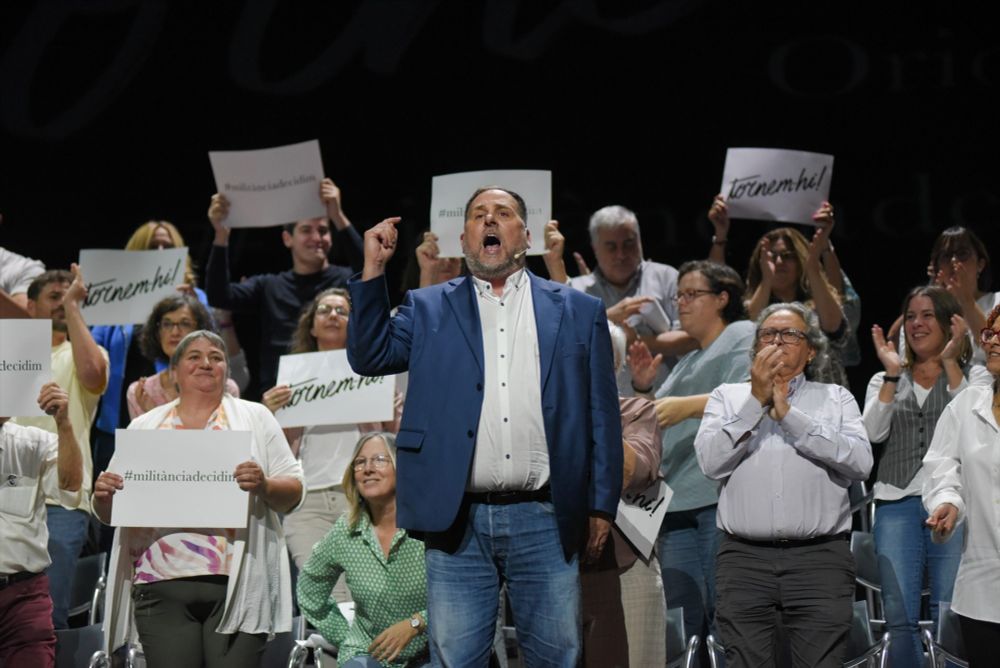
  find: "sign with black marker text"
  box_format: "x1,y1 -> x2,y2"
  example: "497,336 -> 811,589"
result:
430,170 -> 552,258
208,139 -> 326,228
275,350 -> 394,428
0,319 -> 51,417
615,479 -> 672,559
78,247 -> 188,325
720,148 -> 834,225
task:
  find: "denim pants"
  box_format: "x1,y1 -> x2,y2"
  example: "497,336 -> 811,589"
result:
656,505 -> 722,643
874,496 -> 963,668
424,500 -> 580,668
44,506 -> 90,629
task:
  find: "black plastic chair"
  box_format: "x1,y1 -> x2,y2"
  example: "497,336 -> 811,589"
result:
260,614 -> 306,668
665,606 -> 700,668
68,552 -> 107,627
55,623 -> 109,668
922,603 -> 969,668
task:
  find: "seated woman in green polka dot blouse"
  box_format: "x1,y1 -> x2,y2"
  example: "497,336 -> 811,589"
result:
297,432 -> 429,668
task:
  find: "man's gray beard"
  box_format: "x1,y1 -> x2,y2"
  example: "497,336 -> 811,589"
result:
463,248 -> 526,281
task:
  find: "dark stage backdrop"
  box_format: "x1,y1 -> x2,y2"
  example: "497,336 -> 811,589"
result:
2,1 -> 997,397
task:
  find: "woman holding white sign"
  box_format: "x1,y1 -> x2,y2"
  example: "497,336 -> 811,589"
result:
261,288 -> 401,581
93,330 -> 304,667
298,432 -> 428,668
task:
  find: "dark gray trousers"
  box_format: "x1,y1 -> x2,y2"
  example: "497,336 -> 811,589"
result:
715,534 -> 855,668
132,576 -> 266,667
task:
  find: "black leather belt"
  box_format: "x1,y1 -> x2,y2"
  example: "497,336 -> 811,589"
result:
725,532 -> 849,548
465,487 -> 551,505
0,571 -> 40,589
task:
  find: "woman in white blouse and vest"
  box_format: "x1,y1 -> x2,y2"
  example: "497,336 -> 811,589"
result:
922,302 -> 1000,666
865,285 -> 990,667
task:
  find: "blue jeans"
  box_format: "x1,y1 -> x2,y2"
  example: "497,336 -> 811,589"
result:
44,506 -> 90,629
874,496 -> 963,668
424,501 -> 580,668
657,505 -> 721,644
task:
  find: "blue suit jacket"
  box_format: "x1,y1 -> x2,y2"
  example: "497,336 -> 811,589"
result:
347,272 -> 623,559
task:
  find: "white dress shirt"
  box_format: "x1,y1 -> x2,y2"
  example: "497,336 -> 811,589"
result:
467,270 -> 550,492
695,375 -> 872,540
922,384 -> 1000,623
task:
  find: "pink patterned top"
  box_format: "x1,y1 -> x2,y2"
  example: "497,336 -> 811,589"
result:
129,404 -> 239,584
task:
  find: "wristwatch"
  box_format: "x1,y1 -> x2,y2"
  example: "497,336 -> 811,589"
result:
410,614 -> 423,632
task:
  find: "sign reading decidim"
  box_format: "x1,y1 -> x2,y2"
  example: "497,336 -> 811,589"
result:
430,169 -> 552,259
0,319 -> 51,417
110,429 -> 251,528
208,139 -> 327,228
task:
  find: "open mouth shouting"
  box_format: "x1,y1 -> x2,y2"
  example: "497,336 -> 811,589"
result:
483,233 -> 502,255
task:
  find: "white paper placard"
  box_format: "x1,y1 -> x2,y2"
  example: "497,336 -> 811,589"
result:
275,350 -> 394,428
0,319 -> 51,417
78,248 -> 188,325
615,479 -> 672,559
430,169 -> 552,258
208,139 -> 326,228
720,148 -> 834,225
110,429 -> 251,527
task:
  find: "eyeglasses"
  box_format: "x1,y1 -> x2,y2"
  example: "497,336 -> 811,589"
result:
980,328 -> 1000,345
316,304 -> 349,317
352,454 -> 392,471
767,250 -> 798,263
160,319 -> 196,332
671,289 -> 717,304
936,249 -> 974,267
757,327 -> 808,345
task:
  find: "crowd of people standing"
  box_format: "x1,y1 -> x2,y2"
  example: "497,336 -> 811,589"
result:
2,177 -> 999,667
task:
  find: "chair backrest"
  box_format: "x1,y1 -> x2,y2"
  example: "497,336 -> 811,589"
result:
260,615 -> 305,668
937,603 -> 966,659
849,531 -> 881,593
68,552 -> 107,618
55,623 -> 108,668
845,600 -> 875,655
665,606 -> 686,664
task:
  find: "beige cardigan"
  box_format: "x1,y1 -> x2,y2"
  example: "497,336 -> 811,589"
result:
99,395 -> 305,652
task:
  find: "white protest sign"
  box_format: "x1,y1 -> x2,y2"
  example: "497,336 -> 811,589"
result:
0,319 -> 51,417
615,479 -> 672,559
430,170 -> 552,258
110,429 -> 251,528
275,350 -> 394,428
208,139 -> 326,228
78,248 -> 188,325
720,148 -> 834,225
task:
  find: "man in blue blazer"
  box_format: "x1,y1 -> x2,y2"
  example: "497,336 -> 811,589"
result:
348,187 -> 622,667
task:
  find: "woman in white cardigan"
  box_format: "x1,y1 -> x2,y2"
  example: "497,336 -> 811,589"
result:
94,330 -> 304,667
